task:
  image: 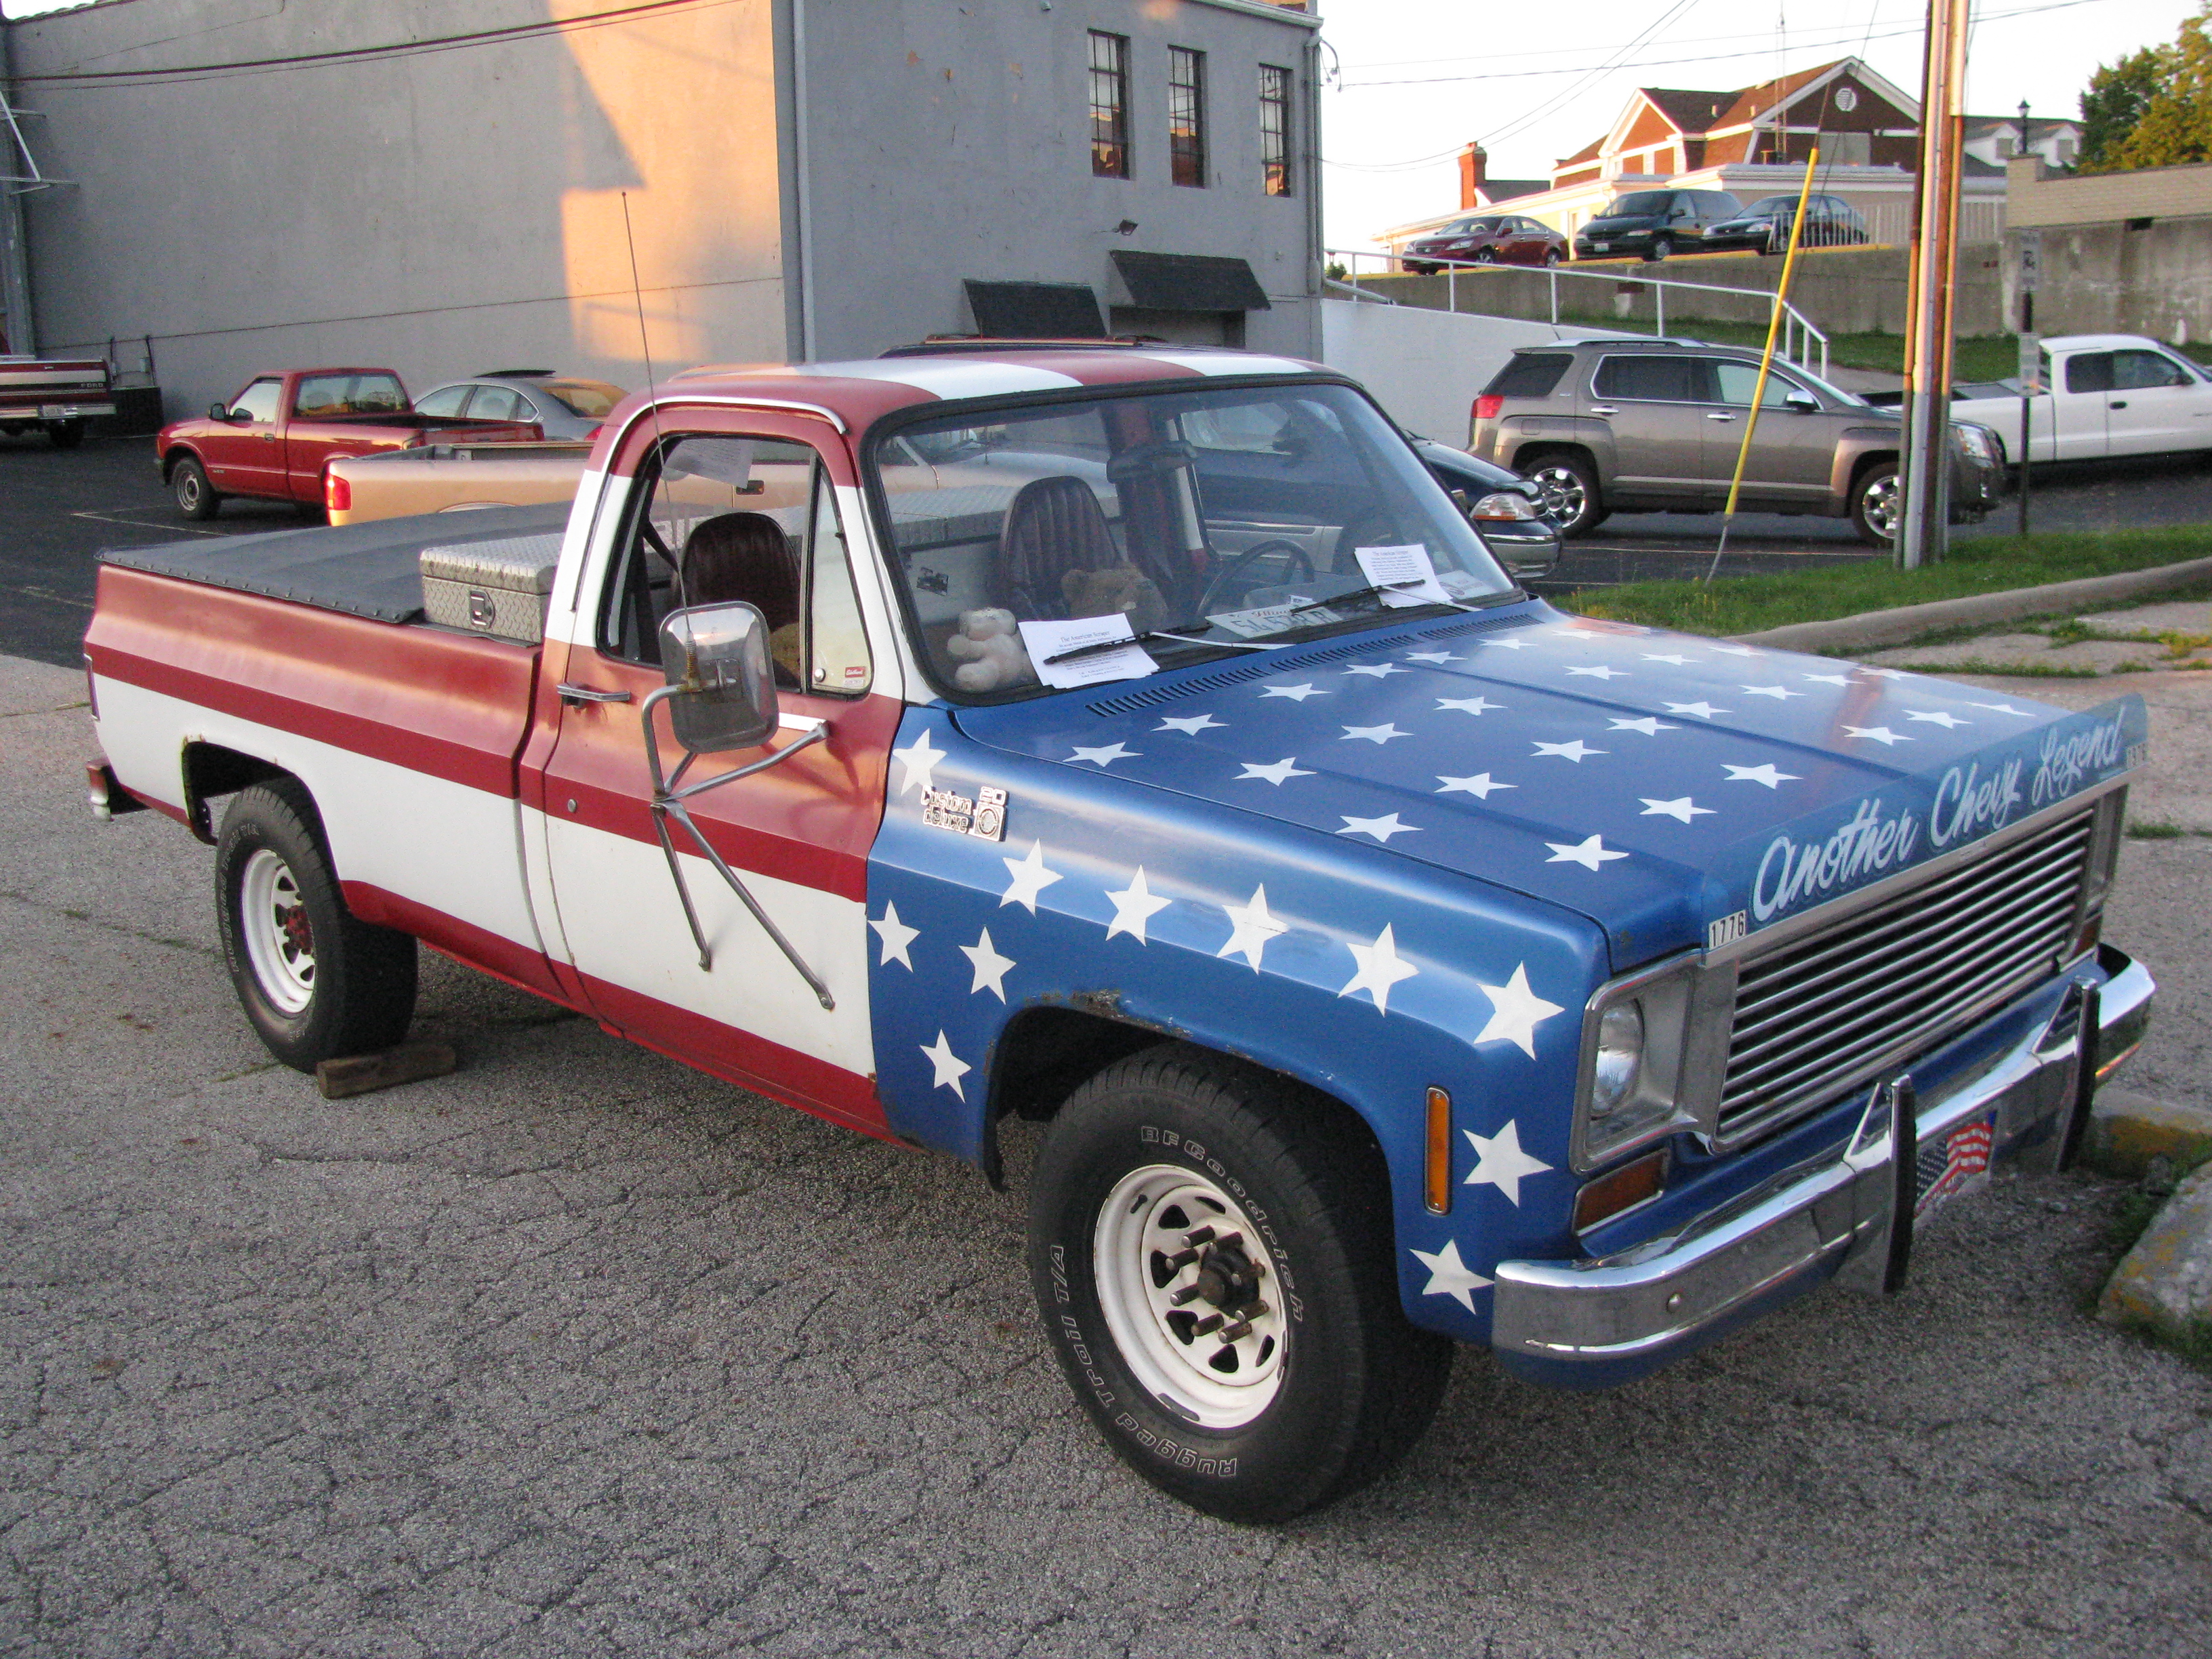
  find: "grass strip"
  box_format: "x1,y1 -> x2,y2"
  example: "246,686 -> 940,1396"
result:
1564,528 -> 2212,636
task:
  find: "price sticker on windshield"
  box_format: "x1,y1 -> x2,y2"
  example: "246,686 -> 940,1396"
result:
1353,544 -> 1454,608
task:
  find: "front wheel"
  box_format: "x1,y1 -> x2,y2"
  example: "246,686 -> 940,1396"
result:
1028,1045 -> 1452,1523
1851,465 -> 1902,547
171,456 -> 220,520
1523,454 -> 1608,537
216,781 -> 417,1071
1644,234 -> 1674,262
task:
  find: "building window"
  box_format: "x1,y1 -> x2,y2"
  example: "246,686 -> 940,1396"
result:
1169,47 -> 1206,188
1090,32 -> 1130,179
1260,64 -> 1292,195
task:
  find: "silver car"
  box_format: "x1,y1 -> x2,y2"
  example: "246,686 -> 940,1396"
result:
411,371 -> 626,441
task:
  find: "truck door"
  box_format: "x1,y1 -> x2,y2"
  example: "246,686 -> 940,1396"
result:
285,371 -> 411,501
524,413 -> 902,1134
2104,346 -> 2207,455
203,377 -> 286,496
2055,351 -> 2115,459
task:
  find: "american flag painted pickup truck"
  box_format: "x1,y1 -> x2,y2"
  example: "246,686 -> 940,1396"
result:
83,344 -> 2155,1522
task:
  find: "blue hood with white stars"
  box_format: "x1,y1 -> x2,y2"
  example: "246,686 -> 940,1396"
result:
862,598 -> 2144,1349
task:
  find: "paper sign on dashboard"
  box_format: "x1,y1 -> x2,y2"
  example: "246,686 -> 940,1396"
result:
1019,615 -> 1160,689
1353,544 -> 1454,607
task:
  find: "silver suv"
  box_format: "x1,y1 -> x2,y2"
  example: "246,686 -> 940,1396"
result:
1467,340 -> 2005,547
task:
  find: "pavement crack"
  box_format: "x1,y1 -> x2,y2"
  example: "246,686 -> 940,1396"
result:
0,885 -> 217,958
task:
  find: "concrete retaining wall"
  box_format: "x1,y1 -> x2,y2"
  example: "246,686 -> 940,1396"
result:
2001,218 -> 2212,345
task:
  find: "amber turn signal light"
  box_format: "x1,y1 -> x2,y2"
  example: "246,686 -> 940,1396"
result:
1573,1147 -> 1668,1232
1425,1087 -> 1452,1214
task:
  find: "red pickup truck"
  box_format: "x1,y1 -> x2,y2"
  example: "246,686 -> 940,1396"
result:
157,367 -> 541,519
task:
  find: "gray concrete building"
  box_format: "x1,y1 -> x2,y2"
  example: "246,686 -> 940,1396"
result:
1,0 -> 1322,414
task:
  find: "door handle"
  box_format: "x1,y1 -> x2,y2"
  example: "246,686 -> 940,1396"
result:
1589,405 -> 1619,415
1706,412 -> 1738,422
260,432 -> 276,442
558,682 -> 634,705
2110,399 -> 2128,409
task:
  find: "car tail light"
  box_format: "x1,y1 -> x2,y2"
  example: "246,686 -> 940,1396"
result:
325,471 -> 352,512
1473,394 -> 1504,422
584,424 -> 603,443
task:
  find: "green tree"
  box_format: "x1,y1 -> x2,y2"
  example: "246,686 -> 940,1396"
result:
2077,45 -> 2165,169
2112,7 -> 2212,168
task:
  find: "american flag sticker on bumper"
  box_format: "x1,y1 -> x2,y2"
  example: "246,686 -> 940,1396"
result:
1914,1113 -> 1996,1219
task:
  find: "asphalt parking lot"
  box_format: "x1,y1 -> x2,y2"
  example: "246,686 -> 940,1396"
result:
3,441 -> 2211,1654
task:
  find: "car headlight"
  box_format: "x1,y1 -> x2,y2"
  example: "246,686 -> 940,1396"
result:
1951,422 -> 1995,464
1574,953 -> 1737,1169
1469,491 -> 1540,521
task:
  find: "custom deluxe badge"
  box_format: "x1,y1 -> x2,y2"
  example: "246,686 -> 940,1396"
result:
920,784 -> 1007,841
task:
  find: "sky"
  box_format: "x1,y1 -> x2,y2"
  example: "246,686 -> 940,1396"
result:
3,0 -> 2196,253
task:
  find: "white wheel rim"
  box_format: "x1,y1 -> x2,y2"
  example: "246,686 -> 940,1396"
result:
1863,474 -> 1902,539
1092,1164 -> 1288,1429
239,848 -> 315,1014
1530,465 -> 1587,525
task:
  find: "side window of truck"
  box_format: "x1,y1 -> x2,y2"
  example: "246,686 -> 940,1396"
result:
2111,349 -> 2194,390
598,434 -> 872,697
2065,352 -> 2115,394
231,379 -> 283,423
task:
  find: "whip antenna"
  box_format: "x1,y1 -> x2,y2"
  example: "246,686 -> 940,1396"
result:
621,191 -> 669,459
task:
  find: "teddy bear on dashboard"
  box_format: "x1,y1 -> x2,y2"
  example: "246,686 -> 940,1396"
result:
945,607 -> 1038,691
1061,564 -> 1170,638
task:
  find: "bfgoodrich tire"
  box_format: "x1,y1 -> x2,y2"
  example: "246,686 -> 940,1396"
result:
1028,1044 -> 1452,1523
215,781 -> 417,1071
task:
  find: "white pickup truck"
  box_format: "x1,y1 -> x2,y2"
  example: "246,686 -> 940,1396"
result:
1875,333 -> 2212,466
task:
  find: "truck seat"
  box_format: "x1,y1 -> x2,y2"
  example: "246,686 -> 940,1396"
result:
678,512 -> 800,630
999,476 -> 1120,619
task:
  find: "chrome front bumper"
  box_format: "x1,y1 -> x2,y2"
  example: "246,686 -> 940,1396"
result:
1491,947 -> 2154,1387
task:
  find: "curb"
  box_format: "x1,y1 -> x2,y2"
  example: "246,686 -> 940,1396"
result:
2084,1089 -> 2212,1182
2100,1160 -> 2212,1349
1730,555 -> 2212,653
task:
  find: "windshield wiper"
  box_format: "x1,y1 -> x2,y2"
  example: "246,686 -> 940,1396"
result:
1290,579 -> 1476,617
1042,622 -> 1278,666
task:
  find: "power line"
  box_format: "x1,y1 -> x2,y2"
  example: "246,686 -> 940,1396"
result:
8,0 -> 735,87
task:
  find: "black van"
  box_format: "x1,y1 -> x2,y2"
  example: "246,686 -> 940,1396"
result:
1572,189 -> 1743,262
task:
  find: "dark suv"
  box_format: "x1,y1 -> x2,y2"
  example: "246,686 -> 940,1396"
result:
1467,339 -> 2005,547
1573,190 -> 1743,262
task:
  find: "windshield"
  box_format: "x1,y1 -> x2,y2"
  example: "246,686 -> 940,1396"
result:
540,378 -> 625,417
1601,192 -> 1674,218
870,380 -> 1517,699
1742,196 -> 1797,217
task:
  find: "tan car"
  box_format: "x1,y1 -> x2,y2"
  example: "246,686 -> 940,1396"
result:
324,441 -> 591,525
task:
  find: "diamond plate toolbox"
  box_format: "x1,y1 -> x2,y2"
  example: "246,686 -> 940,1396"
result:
419,533 -> 562,644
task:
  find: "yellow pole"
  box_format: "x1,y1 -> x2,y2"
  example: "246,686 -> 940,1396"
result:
1704,148 -> 1820,581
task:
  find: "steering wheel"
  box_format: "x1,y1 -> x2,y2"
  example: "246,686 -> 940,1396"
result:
1197,539 -> 1317,616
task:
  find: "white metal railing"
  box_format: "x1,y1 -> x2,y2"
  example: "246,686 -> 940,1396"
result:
1325,247 -> 1831,381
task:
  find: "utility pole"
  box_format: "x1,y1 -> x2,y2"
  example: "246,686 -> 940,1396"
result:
2015,102 -> 2040,538
1896,0 -> 1970,569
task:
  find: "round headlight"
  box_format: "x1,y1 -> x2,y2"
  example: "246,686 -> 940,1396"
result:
1590,1001 -> 1645,1118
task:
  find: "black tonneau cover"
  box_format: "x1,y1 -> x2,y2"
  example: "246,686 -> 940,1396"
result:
99,503 -> 572,624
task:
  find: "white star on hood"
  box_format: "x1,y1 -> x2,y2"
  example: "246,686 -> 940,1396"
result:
1845,725 -> 1912,746
1487,637 -> 1531,650
1237,756 -> 1313,785
869,902 -> 919,968
1858,666 -> 1910,679
1261,682 -> 1327,701
1724,762 -> 1799,787
1473,964 -> 1564,1057
1155,713 -> 1223,735
1342,723 -> 1410,744
1803,672 -> 1853,687
960,928 -> 1015,1000
1665,701 -> 1730,720
1437,695 -> 1502,716
920,1031 -> 970,1099
1741,684 -> 1803,700
1462,1120 -> 1554,1206
1565,664 -> 1628,680
1406,651 -> 1463,664
1906,710 -> 1971,729
893,730 -> 945,795
1641,796 -> 1714,822
1339,924 -> 1418,1014
1000,840 -> 1064,911
1069,742 -> 1137,767
1410,1238 -> 1491,1313
1340,812 -> 1420,842
1546,834 -> 1629,870
1710,643 -> 1761,657
1642,653 -> 1696,665
1217,885 -> 1288,970
1971,701 -> 2030,716
1345,662 -> 1405,678
1608,716 -> 1678,736
1104,867 -> 1172,943
1533,739 -> 1605,762
1439,772 -> 1514,798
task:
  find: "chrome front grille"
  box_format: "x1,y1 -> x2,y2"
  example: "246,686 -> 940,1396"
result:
1718,811 -> 2095,1144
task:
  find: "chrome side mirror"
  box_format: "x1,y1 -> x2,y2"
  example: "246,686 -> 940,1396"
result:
1784,389 -> 1820,413
657,602 -> 779,753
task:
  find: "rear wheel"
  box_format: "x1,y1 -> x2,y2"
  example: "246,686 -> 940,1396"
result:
1851,464 -> 1902,548
1542,249 -> 1563,268
171,457 -> 220,520
1028,1045 -> 1452,1523
216,781 -> 417,1071
1523,453 -> 1608,537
